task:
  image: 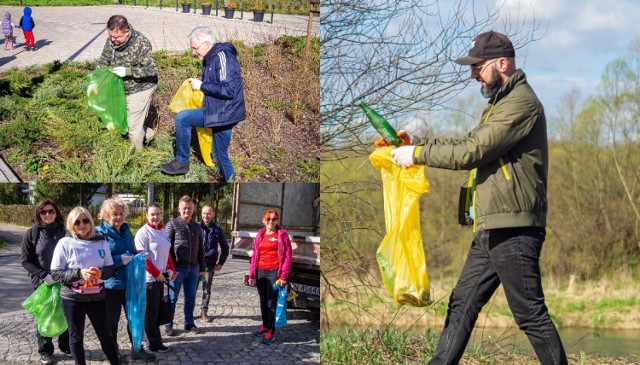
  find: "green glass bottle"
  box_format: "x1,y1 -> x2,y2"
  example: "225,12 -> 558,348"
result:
359,102 -> 403,146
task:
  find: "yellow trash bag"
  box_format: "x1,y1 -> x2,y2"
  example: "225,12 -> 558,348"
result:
369,147 -> 431,307
168,80 -> 214,167
168,80 -> 204,113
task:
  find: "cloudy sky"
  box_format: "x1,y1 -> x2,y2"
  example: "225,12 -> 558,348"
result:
492,0 -> 640,116
407,0 -> 640,136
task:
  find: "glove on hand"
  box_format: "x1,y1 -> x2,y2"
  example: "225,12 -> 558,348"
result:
391,145 -> 416,168
189,78 -> 202,91
111,67 -> 128,77
121,254 -> 133,265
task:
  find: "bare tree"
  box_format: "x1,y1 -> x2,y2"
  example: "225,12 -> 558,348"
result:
598,58 -> 640,247
320,0 -> 541,158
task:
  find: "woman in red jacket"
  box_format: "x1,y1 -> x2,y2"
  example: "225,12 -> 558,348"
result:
248,209 -> 292,345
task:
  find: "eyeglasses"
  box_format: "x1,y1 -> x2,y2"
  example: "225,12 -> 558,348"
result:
470,59 -> 500,73
74,218 -> 91,226
266,217 -> 278,222
40,209 -> 56,216
190,42 -> 208,51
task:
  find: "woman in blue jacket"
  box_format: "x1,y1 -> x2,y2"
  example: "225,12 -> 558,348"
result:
160,25 -> 246,181
96,197 -> 155,361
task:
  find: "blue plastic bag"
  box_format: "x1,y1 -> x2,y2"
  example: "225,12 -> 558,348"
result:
126,253 -> 147,352
273,284 -> 288,328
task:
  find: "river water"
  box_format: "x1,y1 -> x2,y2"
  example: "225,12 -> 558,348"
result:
459,327 -> 640,357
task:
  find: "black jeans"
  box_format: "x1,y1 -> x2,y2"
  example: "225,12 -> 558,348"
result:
428,227 -> 567,365
61,298 -> 120,365
37,325 -> 69,356
33,284 -> 70,356
105,289 -> 132,348
256,269 -> 278,334
145,281 -> 163,349
200,267 -> 215,311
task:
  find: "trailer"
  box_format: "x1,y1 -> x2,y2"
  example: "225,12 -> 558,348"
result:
231,183 -> 320,310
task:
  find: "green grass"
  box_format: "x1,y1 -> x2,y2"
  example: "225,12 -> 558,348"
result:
321,328 -> 438,364
320,328 -> 640,365
0,35 -> 319,182
242,164 -> 268,180
0,241 -> 9,249
297,158 -> 319,180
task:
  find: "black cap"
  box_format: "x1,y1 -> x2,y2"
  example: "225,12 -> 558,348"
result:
454,31 -> 515,65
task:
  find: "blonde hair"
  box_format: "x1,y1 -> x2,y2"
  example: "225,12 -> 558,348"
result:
99,196 -> 130,221
66,207 -> 96,239
179,195 -> 194,206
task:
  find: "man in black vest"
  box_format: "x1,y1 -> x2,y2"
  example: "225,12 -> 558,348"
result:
165,195 -> 206,336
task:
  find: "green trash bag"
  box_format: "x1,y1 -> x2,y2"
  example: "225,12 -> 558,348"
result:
22,283 -> 68,337
86,67 -> 128,134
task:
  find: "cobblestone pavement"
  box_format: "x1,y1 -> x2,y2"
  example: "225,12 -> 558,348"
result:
0,223 -> 320,364
0,5 -> 319,72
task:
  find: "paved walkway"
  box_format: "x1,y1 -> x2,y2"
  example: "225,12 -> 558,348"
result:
0,223 -> 320,364
0,5 -> 319,72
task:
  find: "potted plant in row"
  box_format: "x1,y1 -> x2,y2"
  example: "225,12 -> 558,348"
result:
253,0 -> 265,22
182,1 -> 192,13
224,1 -> 237,19
201,1 -> 212,15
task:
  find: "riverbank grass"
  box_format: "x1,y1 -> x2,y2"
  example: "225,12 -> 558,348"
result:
320,328 -> 640,365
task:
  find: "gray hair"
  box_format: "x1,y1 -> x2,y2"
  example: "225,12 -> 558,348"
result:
188,26 -> 216,46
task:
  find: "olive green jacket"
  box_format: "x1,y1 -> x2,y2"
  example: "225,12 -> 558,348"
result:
413,69 -> 548,231
96,25 -> 158,95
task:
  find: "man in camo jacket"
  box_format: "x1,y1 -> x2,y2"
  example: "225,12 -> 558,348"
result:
97,15 -> 158,148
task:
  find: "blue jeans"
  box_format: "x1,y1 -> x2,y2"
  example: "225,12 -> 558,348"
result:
428,227 -> 567,365
174,108 -> 235,182
167,266 -> 200,328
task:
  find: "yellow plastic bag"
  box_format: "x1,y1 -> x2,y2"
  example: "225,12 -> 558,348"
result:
195,127 -> 214,167
168,80 -> 214,167
369,147 -> 431,307
168,80 -> 204,113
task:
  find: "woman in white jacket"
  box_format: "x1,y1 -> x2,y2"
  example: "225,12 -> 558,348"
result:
134,203 -> 176,353
50,207 -> 121,365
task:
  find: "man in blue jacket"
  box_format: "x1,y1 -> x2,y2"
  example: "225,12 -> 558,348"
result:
161,26 -> 246,181
199,205 -> 229,322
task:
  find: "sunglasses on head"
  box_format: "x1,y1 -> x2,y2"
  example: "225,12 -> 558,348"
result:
74,218 -> 91,226
40,208 -> 56,216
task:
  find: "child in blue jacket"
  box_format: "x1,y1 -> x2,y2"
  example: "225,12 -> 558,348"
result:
18,7 -> 35,51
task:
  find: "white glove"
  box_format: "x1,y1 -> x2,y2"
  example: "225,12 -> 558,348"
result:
112,66 -> 127,77
121,254 -> 133,265
189,78 -> 202,91
391,145 -> 416,168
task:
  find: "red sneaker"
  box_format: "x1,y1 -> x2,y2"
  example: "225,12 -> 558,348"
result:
262,330 -> 275,345
253,325 -> 268,337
